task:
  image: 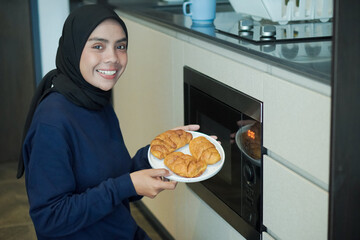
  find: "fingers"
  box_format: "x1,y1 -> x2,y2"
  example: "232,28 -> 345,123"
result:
171,126 -> 220,144
236,120 -> 256,127
209,135 -> 217,140
147,169 -> 177,192
147,168 -> 172,177
157,179 -> 177,190
172,124 -> 200,131
171,124 -> 222,143
146,170 -> 178,198
209,135 -> 221,145
130,169 -> 178,199
145,181 -> 177,199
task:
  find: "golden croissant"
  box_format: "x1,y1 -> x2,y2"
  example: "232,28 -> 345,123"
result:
164,152 -> 207,178
189,136 -> 221,165
150,129 -> 193,159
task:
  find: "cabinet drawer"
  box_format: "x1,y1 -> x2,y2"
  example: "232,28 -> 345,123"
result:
263,75 -> 331,185
263,155 -> 328,240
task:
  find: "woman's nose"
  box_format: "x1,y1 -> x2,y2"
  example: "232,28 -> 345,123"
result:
104,48 -> 118,63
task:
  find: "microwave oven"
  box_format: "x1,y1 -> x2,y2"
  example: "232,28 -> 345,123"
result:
184,66 -> 265,239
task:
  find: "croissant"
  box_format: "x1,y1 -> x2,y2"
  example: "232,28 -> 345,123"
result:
164,152 -> 207,178
150,129 -> 193,159
189,136 -> 221,165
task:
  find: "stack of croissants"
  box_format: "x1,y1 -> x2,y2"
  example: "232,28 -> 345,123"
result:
150,129 -> 221,178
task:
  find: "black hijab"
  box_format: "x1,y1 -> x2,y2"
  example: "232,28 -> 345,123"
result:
17,4 -> 128,178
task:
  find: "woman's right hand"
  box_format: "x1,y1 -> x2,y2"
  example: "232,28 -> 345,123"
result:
130,169 -> 177,199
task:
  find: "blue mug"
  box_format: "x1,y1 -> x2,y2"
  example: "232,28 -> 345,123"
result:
183,0 -> 216,24
191,23 -> 216,36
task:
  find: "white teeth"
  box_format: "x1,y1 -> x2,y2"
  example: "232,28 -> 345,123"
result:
97,70 -> 116,75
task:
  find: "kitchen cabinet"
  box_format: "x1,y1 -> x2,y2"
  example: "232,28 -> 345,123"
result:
263,155 -> 328,240
262,71 -> 330,239
263,74 -> 331,186
113,9 -> 331,240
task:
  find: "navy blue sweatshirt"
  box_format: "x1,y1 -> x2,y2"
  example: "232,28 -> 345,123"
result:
22,92 -> 151,239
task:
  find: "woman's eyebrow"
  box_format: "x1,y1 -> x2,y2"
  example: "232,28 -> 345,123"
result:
116,38 -> 127,43
88,37 -> 127,43
88,37 -> 108,43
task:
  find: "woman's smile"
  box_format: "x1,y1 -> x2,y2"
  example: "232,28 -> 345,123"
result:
96,69 -> 118,79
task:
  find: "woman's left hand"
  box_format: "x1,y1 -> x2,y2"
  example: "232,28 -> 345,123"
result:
171,124 -> 219,143
171,124 -> 200,132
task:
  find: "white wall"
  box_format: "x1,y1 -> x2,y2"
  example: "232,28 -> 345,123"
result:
38,0 -> 69,77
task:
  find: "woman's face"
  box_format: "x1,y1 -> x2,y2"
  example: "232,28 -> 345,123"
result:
80,19 -> 128,91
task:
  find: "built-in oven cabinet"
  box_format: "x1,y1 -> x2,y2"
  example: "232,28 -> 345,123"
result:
263,74 -> 331,186
263,155 -> 329,239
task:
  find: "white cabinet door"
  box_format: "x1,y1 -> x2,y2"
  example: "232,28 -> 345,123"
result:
263,155 -> 328,240
263,74 -> 331,185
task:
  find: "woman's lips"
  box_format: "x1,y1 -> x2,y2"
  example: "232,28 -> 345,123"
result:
96,69 -> 117,79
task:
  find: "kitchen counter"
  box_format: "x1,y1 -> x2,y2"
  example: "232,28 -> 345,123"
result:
110,1 -> 332,95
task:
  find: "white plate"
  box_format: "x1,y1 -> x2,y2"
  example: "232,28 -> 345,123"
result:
148,131 -> 225,183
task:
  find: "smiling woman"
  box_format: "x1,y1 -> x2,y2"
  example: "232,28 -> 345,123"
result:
16,4 -> 194,240
80,19 -> 128,91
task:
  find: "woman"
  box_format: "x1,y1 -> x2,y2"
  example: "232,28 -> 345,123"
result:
17,4 -> 199,239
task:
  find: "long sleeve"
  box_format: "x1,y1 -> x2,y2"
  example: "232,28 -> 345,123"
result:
128,145 -> 151,202
24,123 -> 138,238
22,93 -> 144,239
130,145 -> 151,173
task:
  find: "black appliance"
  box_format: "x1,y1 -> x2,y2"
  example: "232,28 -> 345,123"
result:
184,66 -> 265,240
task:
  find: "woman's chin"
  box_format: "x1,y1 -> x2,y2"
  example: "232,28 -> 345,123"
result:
98,81 -> 117,91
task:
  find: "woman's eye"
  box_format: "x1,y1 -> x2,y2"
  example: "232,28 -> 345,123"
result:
117,44 -> 127,50
93,45 -> 103,50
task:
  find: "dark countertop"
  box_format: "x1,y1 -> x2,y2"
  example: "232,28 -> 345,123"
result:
111,1 -> 332,87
